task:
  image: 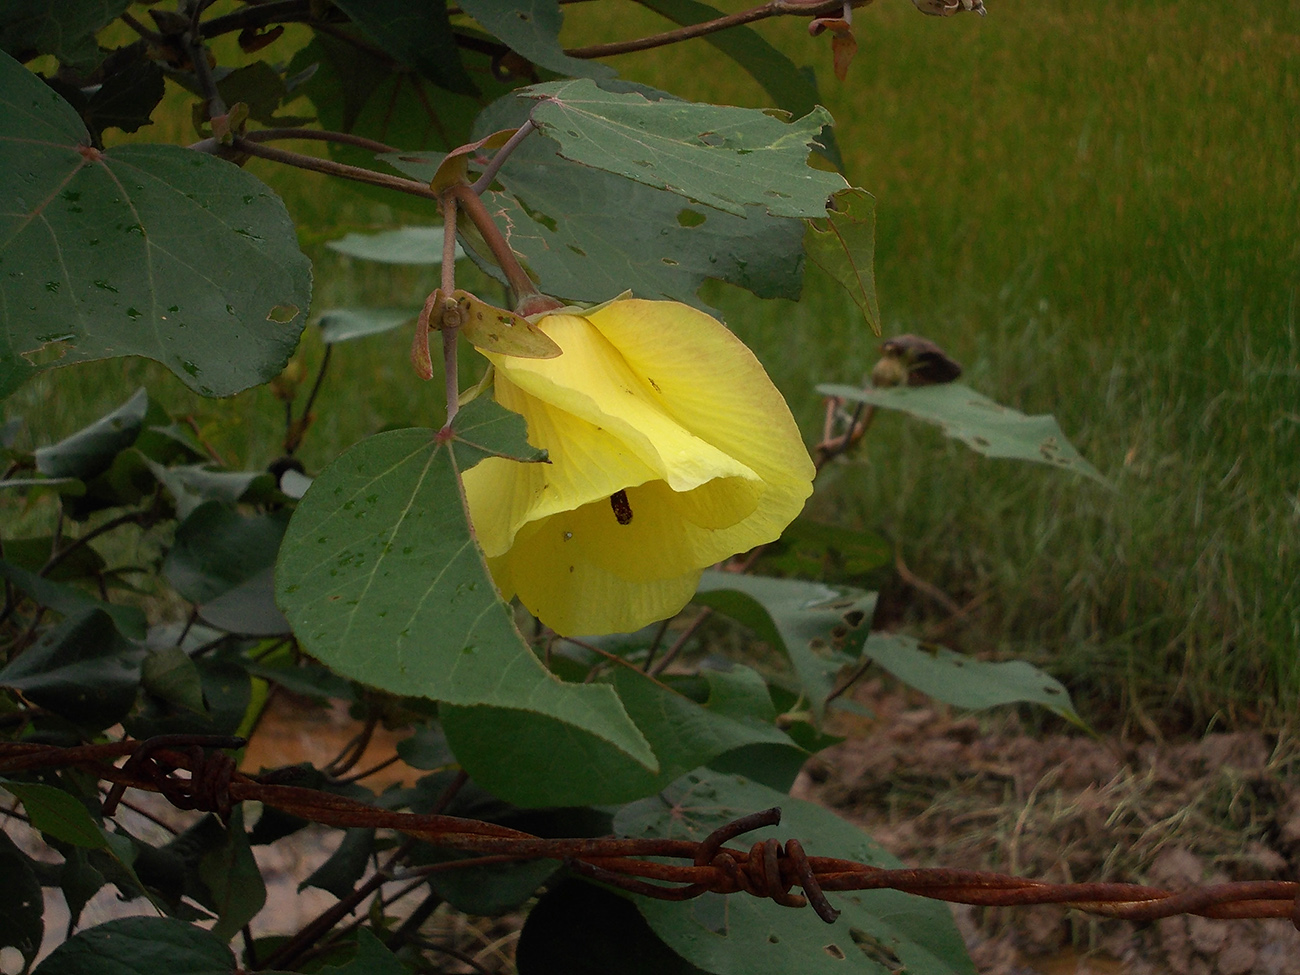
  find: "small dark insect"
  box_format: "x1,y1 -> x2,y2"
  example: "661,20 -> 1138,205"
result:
874,334 -> 963,388
610,490 -> 633,525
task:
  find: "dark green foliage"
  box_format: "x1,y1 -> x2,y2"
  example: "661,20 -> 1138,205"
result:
32,916 -> 236,975
0,54 -> 311,400
0,829 -> 44,966
0,4 -> 1099,971
517,879 -> 708,975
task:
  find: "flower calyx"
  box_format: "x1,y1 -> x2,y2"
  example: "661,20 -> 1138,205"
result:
411,288 -> 563,381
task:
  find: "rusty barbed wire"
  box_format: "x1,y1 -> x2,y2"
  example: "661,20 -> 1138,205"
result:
3,736 -> 1298,931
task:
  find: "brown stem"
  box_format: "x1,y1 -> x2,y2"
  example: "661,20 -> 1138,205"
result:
441,193 -> 461,426
894,548 -> 963,618
240,127 -> 398,155
470,120 -> 537,194
429,768 -> 470,815
449,183 -> 537,299
228,137 -> 441,203
258,840 -> 415,971
384,890 -> 444,953
40,505 -> 156,578
119,10 -> 164,44
403,937 -> 495,975
648,608 -> 713,676
813,401 -> 876,468
199,0 -> 316,39
639,618 -> 673,673
181,6 -> 226,120
287,344 -> 332,456
566,0 -> 859,59
332,753 -> 402,786
561,635 -> 676,687
324,713 -> 378,777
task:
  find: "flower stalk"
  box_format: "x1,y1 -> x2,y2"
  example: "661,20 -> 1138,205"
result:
448,182 -> 537,300
440,192 -> 461,427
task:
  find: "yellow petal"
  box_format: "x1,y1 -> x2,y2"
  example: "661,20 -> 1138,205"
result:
488,314 -> 761,493
584,300 -> 815,556
462,299 -> 814,635
464,367 -> 762,560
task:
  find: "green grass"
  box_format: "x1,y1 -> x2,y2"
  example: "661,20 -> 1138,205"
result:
711,0 -> 1300,727
5,1 -> 1297,728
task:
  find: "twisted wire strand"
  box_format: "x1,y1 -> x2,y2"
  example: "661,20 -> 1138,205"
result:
3,738 -> 1296,929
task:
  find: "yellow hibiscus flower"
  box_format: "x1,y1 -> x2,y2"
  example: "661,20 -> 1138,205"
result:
462,299 -> 814,636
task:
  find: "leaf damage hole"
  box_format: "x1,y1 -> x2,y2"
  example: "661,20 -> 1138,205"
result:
849,928 -> 904,972
841,609 -> 866,628
824,944 -> 847,960
21,337 -> 75,366
808,637 -> 832,659
267,303 -> 299,323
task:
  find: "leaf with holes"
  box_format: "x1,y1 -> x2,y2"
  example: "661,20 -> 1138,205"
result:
0,53 -> 311,400
862,633 -> 1083,724
818,382 -> 1109,485
388,95 -> 805,308
460,0 -> 615,79
805,187 -> 880,334
275,398 -> 656,794
616,769 -> 977,975
694,572 -> 875,724
520,79 -> 845,218
636,0 -> 842,170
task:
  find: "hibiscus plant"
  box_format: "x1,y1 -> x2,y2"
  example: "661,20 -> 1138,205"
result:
0,3 -> 1094,973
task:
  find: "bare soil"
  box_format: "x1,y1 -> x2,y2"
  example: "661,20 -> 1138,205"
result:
19,692 -> 1299,974
793,679 -> 1300,975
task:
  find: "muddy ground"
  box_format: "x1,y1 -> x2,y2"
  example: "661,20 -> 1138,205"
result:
14,687 -> 1300,974
793,679 -> 1300,975
240,686 -> 1300,974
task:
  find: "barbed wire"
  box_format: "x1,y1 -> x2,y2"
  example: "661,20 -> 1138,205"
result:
3,735 -> 1297,931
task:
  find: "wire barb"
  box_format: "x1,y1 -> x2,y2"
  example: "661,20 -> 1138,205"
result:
4,736 -> 1295,931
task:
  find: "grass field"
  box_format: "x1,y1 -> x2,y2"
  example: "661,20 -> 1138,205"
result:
6,1 -> 1297,728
